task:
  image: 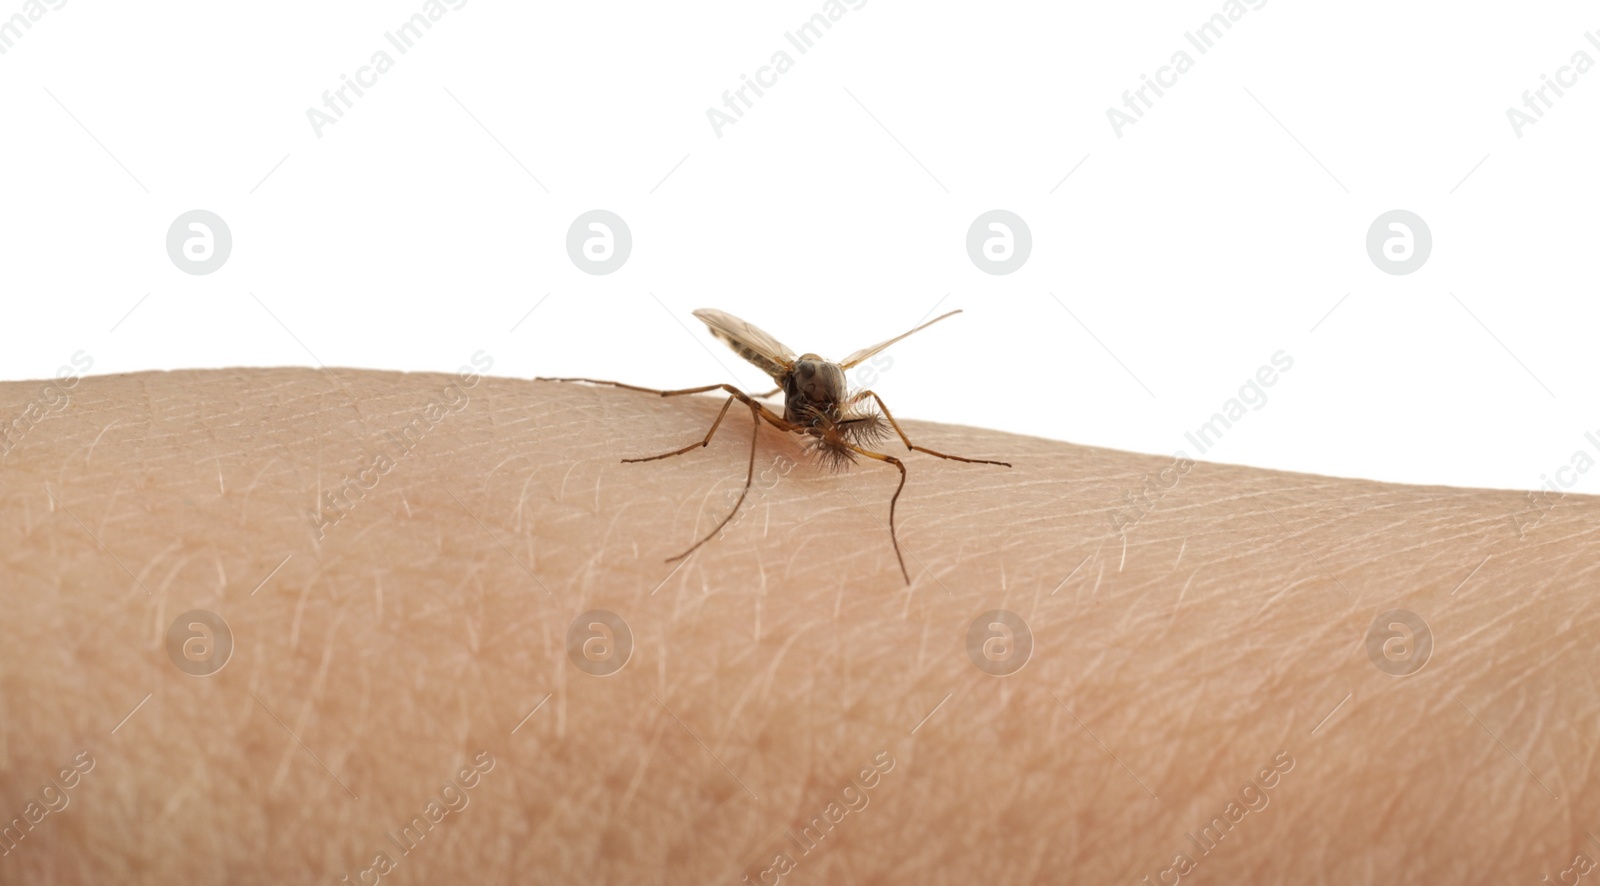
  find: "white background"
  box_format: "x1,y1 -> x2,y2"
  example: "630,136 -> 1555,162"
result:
2,1 -> 1596,493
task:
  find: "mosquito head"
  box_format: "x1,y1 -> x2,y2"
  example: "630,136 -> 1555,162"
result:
785,355 -> 847,423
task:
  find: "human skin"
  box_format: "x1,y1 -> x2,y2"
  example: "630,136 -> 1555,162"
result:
0,367 -> 1596,885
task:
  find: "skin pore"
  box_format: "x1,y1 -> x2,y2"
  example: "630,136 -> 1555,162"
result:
0,367 -> 1596,884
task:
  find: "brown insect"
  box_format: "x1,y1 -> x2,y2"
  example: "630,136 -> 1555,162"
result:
540,308 -> 1010,583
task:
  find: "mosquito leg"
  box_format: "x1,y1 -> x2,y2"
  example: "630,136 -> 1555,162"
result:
666,398 -> 764,563
536,376 -> 685,396
844,443 -> 910,584
623,395 -> 738,463
653,383 -> 792,433
854,390 -> 1011,467
752,387 -> 781,399
541,378 -> 791,431
543,377 -> 801,561
540,377 -> 765,402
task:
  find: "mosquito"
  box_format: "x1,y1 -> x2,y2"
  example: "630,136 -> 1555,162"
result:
539,308 -> 1010,583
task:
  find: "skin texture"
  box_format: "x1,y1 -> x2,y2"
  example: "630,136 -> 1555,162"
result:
0,367 -> 1597,885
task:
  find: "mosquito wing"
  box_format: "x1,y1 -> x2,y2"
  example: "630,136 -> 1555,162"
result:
693,309 -> 798,381
838,309 -> 963,369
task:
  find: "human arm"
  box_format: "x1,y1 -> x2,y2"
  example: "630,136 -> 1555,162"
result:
0,367 -> 1593,884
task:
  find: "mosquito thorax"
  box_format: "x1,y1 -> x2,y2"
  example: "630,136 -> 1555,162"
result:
786,355 -> 847,414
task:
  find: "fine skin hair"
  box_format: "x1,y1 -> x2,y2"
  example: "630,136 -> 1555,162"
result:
0,368 -> 1596,884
